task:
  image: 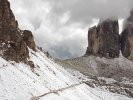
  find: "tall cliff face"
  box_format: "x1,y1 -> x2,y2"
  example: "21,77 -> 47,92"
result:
121,10 -> 133,60
86,19 -> 120,58
0,0 -> 36,62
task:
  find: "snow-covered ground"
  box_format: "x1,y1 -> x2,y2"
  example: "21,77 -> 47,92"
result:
0,49 -> 132,100
40,84 -> 132,100
58,54 -> 133,81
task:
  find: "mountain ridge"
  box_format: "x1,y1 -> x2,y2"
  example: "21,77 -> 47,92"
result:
0,0 -> 133,100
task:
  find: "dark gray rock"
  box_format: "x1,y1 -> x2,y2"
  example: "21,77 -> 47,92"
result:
85,19 -> 120,58
121,10 -> 133,61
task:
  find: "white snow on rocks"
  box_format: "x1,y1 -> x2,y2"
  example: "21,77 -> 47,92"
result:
0,49 -> 132,100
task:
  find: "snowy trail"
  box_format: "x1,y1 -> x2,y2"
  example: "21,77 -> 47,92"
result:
30,82 -> 104,100
38,82 -> 86,97
0,49 -> 132,100
39,83 -> 132,100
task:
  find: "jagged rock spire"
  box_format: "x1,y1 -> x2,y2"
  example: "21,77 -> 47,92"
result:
85,19 -> 120,58
85,9 -> 133,61
0,0 -> 36,62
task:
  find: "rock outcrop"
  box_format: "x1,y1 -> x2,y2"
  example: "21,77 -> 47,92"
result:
85,11 -> 133,61
0,0 -> 36,62
22,30 -> 36,51
85,19 -> 120,58
121,10 -> 133,60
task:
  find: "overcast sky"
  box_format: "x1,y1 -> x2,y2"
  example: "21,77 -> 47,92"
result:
9,0 -> 133,59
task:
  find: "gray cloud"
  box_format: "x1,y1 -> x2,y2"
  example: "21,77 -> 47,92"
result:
50,0 -> 133,22
9,0 -> 133,59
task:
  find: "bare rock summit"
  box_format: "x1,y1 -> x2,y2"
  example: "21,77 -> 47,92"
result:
85,19 -> 120,58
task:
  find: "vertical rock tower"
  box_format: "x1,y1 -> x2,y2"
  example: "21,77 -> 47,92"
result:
85,19 -> 120,58
121,10 -> 133,60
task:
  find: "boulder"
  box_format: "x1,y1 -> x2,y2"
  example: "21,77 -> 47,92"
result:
23,30 -> 36,51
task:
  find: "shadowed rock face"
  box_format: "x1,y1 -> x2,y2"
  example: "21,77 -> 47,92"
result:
121,10 -> 133,61
86,19 -> 120,58
86,26 -> 98,55
0,0 -> 35,62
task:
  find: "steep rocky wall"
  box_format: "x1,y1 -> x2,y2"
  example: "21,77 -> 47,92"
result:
0,0 -> 36,62
85,19 -> 120,58
121,10 -> 133,61
86,26 -> 99,55
86,10 -> 133,61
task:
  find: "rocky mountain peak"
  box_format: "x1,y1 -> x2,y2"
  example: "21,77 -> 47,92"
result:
0,0 -> 36,63
86,11 -> 133,61
85,18 -> 120,58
